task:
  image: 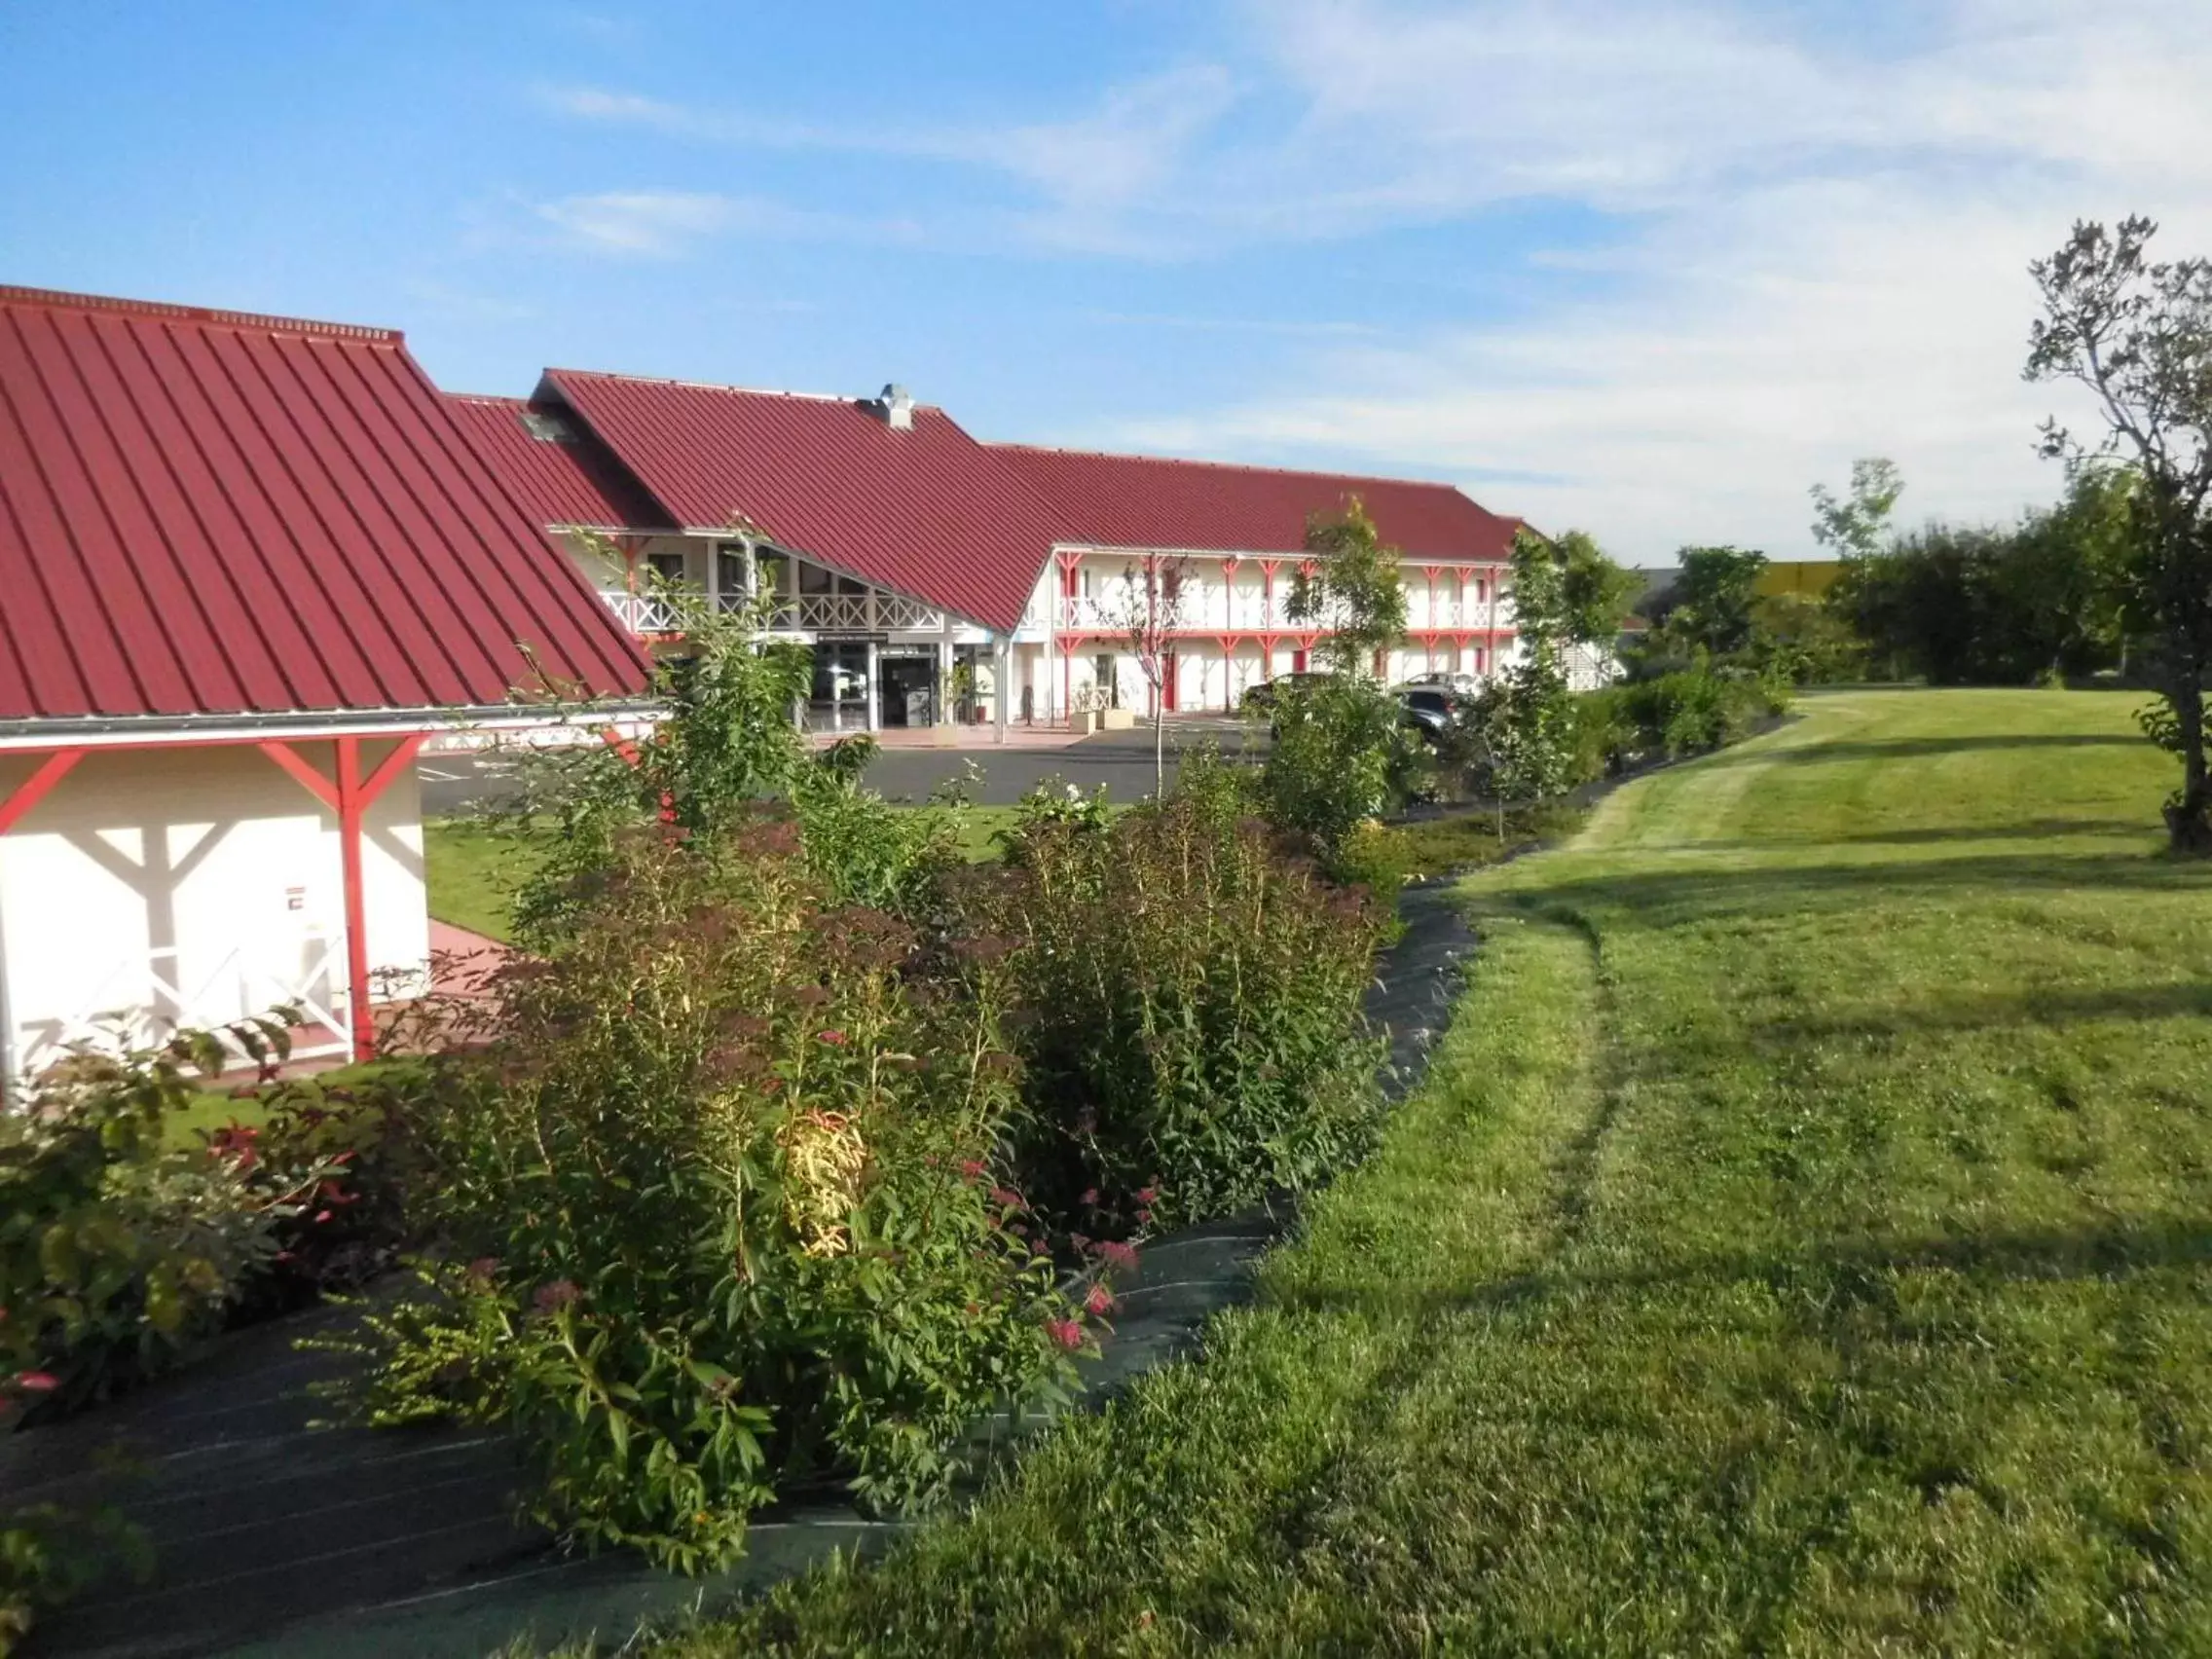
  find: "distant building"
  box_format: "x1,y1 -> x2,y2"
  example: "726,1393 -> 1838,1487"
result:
452,378 -> 1526,731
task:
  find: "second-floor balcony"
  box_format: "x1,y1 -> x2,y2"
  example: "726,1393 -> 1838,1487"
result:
599,587 -> 944,637
1047,589 -> 1501,635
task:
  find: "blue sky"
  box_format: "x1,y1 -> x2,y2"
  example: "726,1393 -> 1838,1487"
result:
5,1 -> 2209,560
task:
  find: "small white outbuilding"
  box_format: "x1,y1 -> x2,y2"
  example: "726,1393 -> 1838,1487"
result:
0,285 -> 651,1085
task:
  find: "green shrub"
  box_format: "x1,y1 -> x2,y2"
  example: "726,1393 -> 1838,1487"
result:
1257,678 -> 1425,872
986,758 -> 1387,1235
0,1022 -> 341,1423
1614,665 -> 1787,757
1566,687 -> 1640,783
1,1504 -> 148,1658
329,827 -> 1080,1571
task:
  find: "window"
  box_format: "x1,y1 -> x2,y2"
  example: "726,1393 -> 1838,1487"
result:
715,542 -> 749,597
646,551 -> 687,585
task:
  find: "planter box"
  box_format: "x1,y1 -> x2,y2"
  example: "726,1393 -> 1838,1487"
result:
1100,708 -> 1137,731
1075,711 -> 1102,735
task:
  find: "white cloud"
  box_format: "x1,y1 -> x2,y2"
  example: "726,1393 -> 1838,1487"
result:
530,189 -> 921,258
535,190 -> 735,256
1096,0 -> 2212,559
530,5 -> 2212,557
535,66 -> 1241,253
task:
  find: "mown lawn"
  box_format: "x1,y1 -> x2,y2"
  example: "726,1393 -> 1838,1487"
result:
421,806 -> 1123,941
642,687 -> 2212,1655
423,818 -> 547,942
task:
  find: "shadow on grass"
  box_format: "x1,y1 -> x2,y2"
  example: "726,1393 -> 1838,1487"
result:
1706,818 -> 2157,849
1275,1217 -> 2212,1324
1511,848 -> 2212,934
1700,734 -> 2146,768
1759,980 -> 2212,1040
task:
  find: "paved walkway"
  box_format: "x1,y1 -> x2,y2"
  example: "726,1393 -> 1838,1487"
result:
4,887 -> 1467,1659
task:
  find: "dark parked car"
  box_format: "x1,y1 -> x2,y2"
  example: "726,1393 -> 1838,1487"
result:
1393,683 -> 1466,744
1239,672 -> 1333,714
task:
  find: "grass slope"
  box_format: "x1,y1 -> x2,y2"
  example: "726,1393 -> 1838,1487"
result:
646,688 -> 2212,1656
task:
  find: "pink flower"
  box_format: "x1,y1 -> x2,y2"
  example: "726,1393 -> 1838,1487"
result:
817,1029 -> 849,1047
534,1278 -> 582,1313
1135,1207 -> 1153,1227
1085,1283 -> 1117,1317
1136,1186 -> 1158,1205
987,1186 -> 1023,1211
1045,1318 -> 1085,1351
14,1371 -> 57,1393
1095,1240 -> 1139,1273
958,1160 -> 986,1181
1079,1188 -> 1099,1207
465,1257 -> 500,1282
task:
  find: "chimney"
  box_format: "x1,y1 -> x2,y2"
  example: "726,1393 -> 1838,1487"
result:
878,383 -> 914,431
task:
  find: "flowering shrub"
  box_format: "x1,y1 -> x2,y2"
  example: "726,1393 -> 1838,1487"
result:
328,828 -> 1082,1570
986,756 -> 1387,1233
0,1021 -> 340,1424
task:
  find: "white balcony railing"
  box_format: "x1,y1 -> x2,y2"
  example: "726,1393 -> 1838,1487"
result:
603,587 -> 944,637
599,589 -> 686,634
757,592 -> 944,633
10,937 -> 354,1080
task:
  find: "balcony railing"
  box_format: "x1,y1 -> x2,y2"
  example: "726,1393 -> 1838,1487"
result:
756,592 -> 944,633
599,589 -> 686,634
602,588 -> 944,637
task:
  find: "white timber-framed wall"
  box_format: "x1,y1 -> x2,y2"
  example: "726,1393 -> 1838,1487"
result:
1001,545 -> 1518,723
0,739 -> 429,1085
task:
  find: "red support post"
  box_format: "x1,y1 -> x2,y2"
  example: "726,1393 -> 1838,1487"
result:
0,748 -> 87,836
264,733 -> 428,1063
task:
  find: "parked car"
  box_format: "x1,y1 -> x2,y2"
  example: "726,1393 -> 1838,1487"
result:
1239,672 -> 1333,714
1393,683 -> 1467,744
1396,672 -> 1484,698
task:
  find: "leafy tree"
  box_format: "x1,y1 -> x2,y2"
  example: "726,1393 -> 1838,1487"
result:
1750,590 -> 1865,684
1652,545 -> 1769,658
1287,498 -> 1408,679
2025,216 -> 2212,850
1522,529 -> 1641,648
1464,530 -> 1586,830
1809,459 -> 1905,559
1829,524 -> 1994,683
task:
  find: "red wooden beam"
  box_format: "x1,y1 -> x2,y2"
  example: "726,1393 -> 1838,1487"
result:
264,733 -> 430,1063
0,748 -> 86,836
258,739 -> 340,810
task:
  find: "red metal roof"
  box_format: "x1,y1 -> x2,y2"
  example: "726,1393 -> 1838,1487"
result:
444,393 -> 674,536
0,287 -> 650,725
541,370 -> 1063,633
994,444 -> 1522,567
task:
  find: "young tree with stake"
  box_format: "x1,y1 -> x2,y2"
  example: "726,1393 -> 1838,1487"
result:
1111,550 -> 1194,796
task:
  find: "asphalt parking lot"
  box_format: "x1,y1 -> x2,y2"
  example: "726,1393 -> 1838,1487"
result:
417,716 -> 1262,814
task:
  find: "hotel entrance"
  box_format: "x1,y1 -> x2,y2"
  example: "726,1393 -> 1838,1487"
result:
877,647 -> 939,728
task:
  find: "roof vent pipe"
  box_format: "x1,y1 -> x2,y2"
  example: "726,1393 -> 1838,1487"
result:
879,384 -> 914,431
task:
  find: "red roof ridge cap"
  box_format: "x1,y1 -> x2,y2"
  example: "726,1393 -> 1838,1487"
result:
547,366 -> 928,409
0,284 -> 402,345
990,439 -> 1473,496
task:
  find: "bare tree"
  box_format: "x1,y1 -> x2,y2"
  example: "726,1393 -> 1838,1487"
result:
2026,217 -> 2212,851
1111,551 -> 1194,795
